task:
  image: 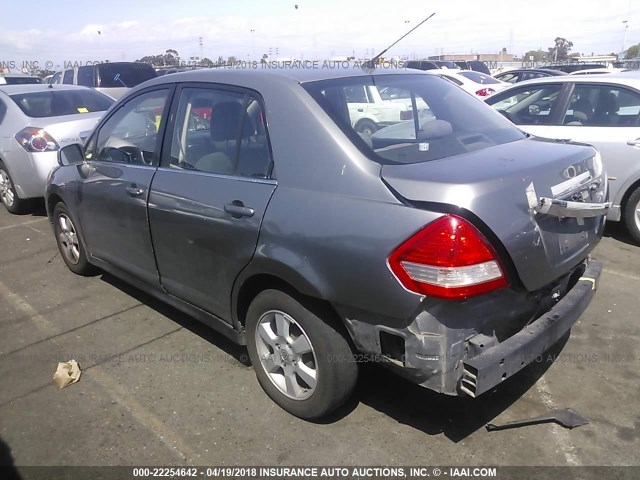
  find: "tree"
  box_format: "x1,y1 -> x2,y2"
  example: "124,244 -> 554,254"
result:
523,49 -> 547,62
547,37 -> 573,61
199,57 -> 214,67
626,44 -> 640,59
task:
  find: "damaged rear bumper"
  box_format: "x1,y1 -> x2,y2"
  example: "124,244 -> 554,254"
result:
460,260 -> 602,397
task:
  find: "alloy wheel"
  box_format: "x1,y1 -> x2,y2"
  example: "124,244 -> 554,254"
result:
254,310 -> 318,400
0,169 -> 15,207
57,214 -> 81,265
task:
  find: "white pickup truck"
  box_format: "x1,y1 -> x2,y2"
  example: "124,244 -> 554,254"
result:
344,85 -> 430,135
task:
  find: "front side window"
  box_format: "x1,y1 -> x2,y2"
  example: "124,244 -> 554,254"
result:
51,72 -> 62,84
304,74 -> 524,165
487,84 -> 564,125
87,89 -> 169,165
167,88 -> 271,178
562,84 -> 640,127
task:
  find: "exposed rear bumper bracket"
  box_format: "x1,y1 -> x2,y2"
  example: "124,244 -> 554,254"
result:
461,260 -> 602,398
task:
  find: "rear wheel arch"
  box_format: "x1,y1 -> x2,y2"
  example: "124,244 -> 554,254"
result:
234,272 -> 355,350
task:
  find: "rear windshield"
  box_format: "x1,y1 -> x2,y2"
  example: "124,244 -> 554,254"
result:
97,63 -> 157,88
9,89 -> 115,118
303,74 -> 524,165
1,76 -> 42,85
457,71 -> 502,84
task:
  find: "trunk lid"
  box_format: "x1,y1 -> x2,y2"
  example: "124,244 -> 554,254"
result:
33,113 -> 103,148
381,137 -> 607,292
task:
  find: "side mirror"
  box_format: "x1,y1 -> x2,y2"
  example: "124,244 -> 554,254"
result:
58,143 -> 85,166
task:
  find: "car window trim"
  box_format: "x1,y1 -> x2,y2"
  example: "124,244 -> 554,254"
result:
85,85 -> 177,168
159,82 -> 276,180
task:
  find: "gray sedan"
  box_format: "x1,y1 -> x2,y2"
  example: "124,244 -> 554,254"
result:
46,67 -> 607,419
0,84 -> 114,213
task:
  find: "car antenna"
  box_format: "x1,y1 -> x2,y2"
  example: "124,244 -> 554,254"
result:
363,12 -> 436,70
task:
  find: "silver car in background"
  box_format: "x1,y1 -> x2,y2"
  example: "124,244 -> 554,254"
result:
486,74 -> 640,242
0,84 -> 114,213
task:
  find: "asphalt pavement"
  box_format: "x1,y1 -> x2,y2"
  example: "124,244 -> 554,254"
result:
0,201 -> 638,469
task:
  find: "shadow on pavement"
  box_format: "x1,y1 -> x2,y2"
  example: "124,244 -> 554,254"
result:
0,436 -> 22,479
355,334 -> 569,442
99,273 -> 250,367
99,270 -> 570,440
603,221 -> 638,248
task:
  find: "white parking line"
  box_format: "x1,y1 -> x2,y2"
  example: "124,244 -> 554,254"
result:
0,217 -> 49,232
602,268 -> 640,283
0,279 -> 197,462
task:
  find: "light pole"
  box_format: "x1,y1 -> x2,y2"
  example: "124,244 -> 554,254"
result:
621,20 -> 629,60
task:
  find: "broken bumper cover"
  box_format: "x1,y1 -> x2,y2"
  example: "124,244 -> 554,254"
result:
461,260 -> 602,398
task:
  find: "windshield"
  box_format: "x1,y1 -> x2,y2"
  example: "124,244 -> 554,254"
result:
458,71 -> 502,84
97,63 -> 157,88
10,89 -> 115,118
1,76 -> 42,85
303,74 -> 524,165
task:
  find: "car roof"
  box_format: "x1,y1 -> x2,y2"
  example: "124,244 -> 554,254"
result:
0,84 -> 96,95
140,65 -> 426,88
496,72 -> 640,89
498,68 -> 567,75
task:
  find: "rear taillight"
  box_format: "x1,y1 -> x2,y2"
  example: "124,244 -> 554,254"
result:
15,127 -> 59,153
388,215 -> 508,299
475,88 -> 495,97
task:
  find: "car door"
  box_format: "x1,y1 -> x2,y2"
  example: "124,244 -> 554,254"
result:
78,87 -> 172,286
551,83 -> 640,208
148,85 -> 276,321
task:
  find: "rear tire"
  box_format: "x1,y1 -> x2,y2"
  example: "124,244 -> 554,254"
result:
0,161 -> 30,214
53,202 -> 96,275
624,186 -> 640,244
355,119 -> 378,136
246,289 -> 358,419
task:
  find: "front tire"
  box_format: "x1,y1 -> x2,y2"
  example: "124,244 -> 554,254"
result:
53,202 -> 95,275
355,119 -> 378,136
0,161 -> 30,214
624,186 -> 640,244
246,289 -> 358,419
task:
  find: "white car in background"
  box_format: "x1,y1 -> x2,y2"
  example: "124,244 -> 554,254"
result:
343,84 -> 429,135
486,74 -> 640,242
0,85 -> 114,213
431,70 -> 510,98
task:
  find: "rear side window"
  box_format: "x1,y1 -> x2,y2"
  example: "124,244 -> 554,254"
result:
167,87 -> 271,178
9,90 -> 115,117
562,84 -> 640,127
62,70 -> 74,84
96,63 -> 157,88
77,66 -> 95,87
303,74 -> 524,165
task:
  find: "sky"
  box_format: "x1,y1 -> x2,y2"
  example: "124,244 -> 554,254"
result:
1,0 -> 639,69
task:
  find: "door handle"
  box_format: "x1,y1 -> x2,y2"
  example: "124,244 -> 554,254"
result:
125,184 -> 145,197
224,202 -> 255,218
627,139 -> 640,147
